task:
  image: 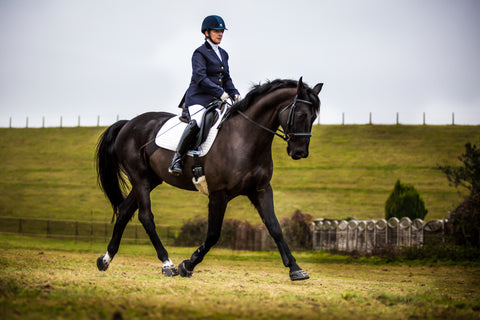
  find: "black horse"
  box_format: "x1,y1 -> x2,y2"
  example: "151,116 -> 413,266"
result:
96,77 -> 323,281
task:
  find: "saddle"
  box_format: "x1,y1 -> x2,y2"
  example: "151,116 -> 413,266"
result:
192,100 -> 222,149
155,100 -> 227,157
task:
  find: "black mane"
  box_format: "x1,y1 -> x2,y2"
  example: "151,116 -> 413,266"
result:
227,79 -> 319,119
230,79 -> 298,115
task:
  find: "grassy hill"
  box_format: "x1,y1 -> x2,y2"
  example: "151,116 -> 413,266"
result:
0,125 -> 479,229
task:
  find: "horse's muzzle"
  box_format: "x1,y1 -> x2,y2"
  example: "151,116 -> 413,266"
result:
288,146 -> 309,160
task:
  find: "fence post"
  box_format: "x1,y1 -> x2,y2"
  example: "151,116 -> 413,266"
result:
396,112 -> 399,125
423,112 -> 426,125
42,116 -> 45,128
452,112 -> 455,126
75,221 -> 79,242
90,223 -> 94,242
97,115 -> 100,127
46,220 -> 51,238
60,116 -> 63,128
342,112 -> 345,125
77,116 -> 81,127
9,117 -> 12,128
26,117 -> 29,128
135,225 -> 138,244
369,112 -> 372,125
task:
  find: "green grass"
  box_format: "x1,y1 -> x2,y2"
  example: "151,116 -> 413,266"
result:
1,125 -> 479,229
1,234 -> 479,319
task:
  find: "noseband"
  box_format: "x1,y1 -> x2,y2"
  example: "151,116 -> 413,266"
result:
237,95 -> 313,142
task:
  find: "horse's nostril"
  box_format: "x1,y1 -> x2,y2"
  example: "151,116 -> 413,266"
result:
291,150 -> 308,159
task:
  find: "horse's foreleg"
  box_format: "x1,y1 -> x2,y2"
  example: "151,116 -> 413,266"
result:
97,192 -> 137,271
179,190 -> 228,277
248,184 -> 309,281
135,184 -> 178,276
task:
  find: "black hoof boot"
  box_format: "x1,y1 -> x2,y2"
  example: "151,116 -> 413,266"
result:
178,260 -> 193,278
290,269 -> 309,281
162,265 -> 179,277
96,255 -> 110,271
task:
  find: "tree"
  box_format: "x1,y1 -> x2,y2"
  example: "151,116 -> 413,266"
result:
385,180 -> 428,221
438,142 -> 480,196
439,142 -> 480,247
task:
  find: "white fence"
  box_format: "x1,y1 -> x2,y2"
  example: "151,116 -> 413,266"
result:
312,217 -> 449,253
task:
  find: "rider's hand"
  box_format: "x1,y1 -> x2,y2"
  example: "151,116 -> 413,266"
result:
234,94 -> 242,102
220,92 -> 229,102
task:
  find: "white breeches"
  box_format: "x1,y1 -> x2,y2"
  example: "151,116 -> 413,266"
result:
187,104 -> 206,127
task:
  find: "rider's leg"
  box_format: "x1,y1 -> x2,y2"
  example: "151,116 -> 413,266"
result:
168,105 -> 206,176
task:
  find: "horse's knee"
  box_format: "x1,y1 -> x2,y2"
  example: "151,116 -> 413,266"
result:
205,232 -> 221,247
138,211 -> 154,225
266,224 -> 284,242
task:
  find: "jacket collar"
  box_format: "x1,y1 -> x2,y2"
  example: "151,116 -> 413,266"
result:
204,41 -> 224,64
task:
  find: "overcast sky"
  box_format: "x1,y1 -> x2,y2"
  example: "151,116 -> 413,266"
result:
1,0 -> 479,127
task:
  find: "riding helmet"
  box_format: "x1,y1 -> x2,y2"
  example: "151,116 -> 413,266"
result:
201,15 -> 227,33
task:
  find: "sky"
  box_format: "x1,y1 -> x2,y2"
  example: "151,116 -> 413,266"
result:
1,0 -> 479,127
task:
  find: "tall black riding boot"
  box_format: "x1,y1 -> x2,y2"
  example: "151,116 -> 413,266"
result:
168,120 -> 199,176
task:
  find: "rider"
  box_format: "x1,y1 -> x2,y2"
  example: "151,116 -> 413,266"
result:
168,15 -> 241,176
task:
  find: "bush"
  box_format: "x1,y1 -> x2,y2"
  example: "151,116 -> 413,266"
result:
175,210 -> 314,250
385,180 -> 428,221
439,142 -> 480,247
175,217 -> 207,247
448,193 -> 480,247
281,210 -> 313,250
174,217 -> 241,248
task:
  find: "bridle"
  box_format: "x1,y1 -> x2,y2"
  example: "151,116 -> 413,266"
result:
237,95 -> 314,142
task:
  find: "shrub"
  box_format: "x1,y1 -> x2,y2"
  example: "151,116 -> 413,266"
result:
175,210 -> 314,250
385,180 -> 428,221
448,193 -> 480,247
175,216 -> 207,247
439,142 -> 480,247
281,210 -> 313,250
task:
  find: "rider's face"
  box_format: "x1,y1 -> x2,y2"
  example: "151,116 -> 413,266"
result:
206,29 -> 223,44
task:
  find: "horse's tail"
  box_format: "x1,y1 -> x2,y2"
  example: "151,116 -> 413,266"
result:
96,120 -> 129,221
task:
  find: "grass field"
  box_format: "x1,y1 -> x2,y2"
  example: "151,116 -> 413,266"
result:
1,125 -> 480,230
1,234 -> 479,319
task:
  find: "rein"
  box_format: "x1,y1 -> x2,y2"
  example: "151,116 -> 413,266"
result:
237,95 -> 313,142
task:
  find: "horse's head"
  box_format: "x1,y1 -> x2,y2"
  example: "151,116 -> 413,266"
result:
279,77 -> 323,160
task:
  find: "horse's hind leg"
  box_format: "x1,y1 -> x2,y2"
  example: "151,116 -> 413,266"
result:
133,182 -> 178,276
97,191 -> 137,271
178,190 -> 228,277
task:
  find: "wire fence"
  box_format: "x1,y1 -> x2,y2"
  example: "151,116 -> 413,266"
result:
2,111 -> 475,128
0,216 -> 177,245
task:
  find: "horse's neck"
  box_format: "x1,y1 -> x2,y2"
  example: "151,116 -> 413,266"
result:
220,88 -> 295,153
245,88 -> 296,129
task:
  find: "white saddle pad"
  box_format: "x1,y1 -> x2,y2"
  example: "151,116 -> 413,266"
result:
155,106 -> 228,157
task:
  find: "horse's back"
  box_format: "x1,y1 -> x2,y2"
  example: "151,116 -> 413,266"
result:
115,111 -> 176,154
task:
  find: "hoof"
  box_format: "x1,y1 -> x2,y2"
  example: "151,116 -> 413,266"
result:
162,265 -> 179,277
178,260 -> 193,278
96,255 -> 109,271
290,269 -> 309,281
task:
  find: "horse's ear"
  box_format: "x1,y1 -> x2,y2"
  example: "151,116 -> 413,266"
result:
297,77 -> 304,89
312,83 -> 323,95
297,77 -> 307,95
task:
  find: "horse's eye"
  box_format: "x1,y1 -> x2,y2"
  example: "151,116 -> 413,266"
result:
297,112 -> 307,120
